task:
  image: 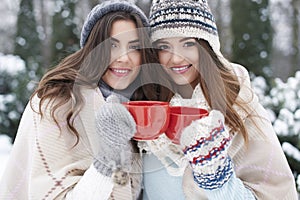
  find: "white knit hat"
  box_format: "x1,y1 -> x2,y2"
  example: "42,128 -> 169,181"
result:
149,0 -> 221,56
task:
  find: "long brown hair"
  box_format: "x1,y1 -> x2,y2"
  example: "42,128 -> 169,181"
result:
30,11 -> 172,144
195,39 -> 250,143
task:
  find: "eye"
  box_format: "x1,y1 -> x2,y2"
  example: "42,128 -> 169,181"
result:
111,42 -> 118,48
183,41 -> 196,47
129,44 -> 141,51
156,44 -> 170,51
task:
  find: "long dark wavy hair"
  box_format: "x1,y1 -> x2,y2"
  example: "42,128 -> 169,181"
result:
30,11 -> 173,145
196,40 -> 252,143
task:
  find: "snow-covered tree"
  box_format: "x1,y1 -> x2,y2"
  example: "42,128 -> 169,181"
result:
50,0 -> 79,65
15,0 -> 42,73
231,0 -> 273,79
252,71 -> 300,191
0,53 -> 31,141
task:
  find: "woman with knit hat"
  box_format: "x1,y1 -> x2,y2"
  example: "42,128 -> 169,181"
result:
0,1 -> 171,199
140,0 -> 298,199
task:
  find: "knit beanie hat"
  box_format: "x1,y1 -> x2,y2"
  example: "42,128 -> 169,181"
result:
149,0 -> 221,56
80,0 -> 149,48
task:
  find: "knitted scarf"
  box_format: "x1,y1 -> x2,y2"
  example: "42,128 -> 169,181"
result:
98,78 -> 140,102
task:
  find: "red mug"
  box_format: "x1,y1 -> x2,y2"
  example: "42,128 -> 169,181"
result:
123,101 -> 170,140
166,106 -> 209,144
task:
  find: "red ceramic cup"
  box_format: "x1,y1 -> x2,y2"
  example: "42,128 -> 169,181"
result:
165,106 -> 209,145
123,101 -> 170,140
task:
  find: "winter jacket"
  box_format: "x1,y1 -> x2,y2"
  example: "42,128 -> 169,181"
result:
0,87 -> 141,199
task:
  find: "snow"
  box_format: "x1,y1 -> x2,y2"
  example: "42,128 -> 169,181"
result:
0,53 -> 25,75
282,142 -> 300,161
0,53 -> 23,179
0,134 -> 12,179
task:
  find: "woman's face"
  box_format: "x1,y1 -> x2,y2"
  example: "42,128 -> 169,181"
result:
155,37 -> 200,86
102,19 -> 141,90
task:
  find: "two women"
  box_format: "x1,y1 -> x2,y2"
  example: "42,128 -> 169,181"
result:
1,0 -> 297,199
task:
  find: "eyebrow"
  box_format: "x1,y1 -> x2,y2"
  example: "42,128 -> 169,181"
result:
156,40 -> 168,44
110,37 -> 140,44
157,37 -> 194,44
179,37 -> 194,42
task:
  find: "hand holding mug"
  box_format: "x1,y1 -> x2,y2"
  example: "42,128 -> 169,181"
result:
94,96 -> 136,185
180,110 -> 234,190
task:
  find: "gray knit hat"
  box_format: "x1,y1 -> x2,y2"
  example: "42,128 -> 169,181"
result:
149,0 -> 221,56
80,0 -> 149,48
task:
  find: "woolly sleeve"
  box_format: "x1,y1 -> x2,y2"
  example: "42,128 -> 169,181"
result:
230,64 -> 298,199
65,164 -> 113,199
205,172 -> 256,199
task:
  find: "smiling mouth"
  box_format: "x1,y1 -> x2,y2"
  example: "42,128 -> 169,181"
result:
110,68 -> 131,76
170,64 -> 192,73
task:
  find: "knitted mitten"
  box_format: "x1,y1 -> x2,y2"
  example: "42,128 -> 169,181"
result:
93,96 -> 136,185
180,110 -> 234,190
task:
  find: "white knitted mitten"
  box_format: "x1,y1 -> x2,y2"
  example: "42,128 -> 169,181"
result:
180,110 -> 234,190
93,96 -> 136,185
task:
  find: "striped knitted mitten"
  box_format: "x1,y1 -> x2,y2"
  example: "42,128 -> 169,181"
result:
93,96 -> 136,185
180,110 -> 234,190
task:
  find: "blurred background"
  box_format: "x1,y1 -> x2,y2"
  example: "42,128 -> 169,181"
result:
0,0 -> 299,191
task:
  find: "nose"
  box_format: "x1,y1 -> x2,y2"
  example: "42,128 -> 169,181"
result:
116,51 -> 129,62
171,51 -> 184,64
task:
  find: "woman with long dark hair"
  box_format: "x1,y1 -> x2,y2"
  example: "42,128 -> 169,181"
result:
140,0 -> 298,199
0,1 -> 171,199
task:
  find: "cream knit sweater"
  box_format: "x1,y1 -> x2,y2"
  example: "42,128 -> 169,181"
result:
0,87 -> 141,199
